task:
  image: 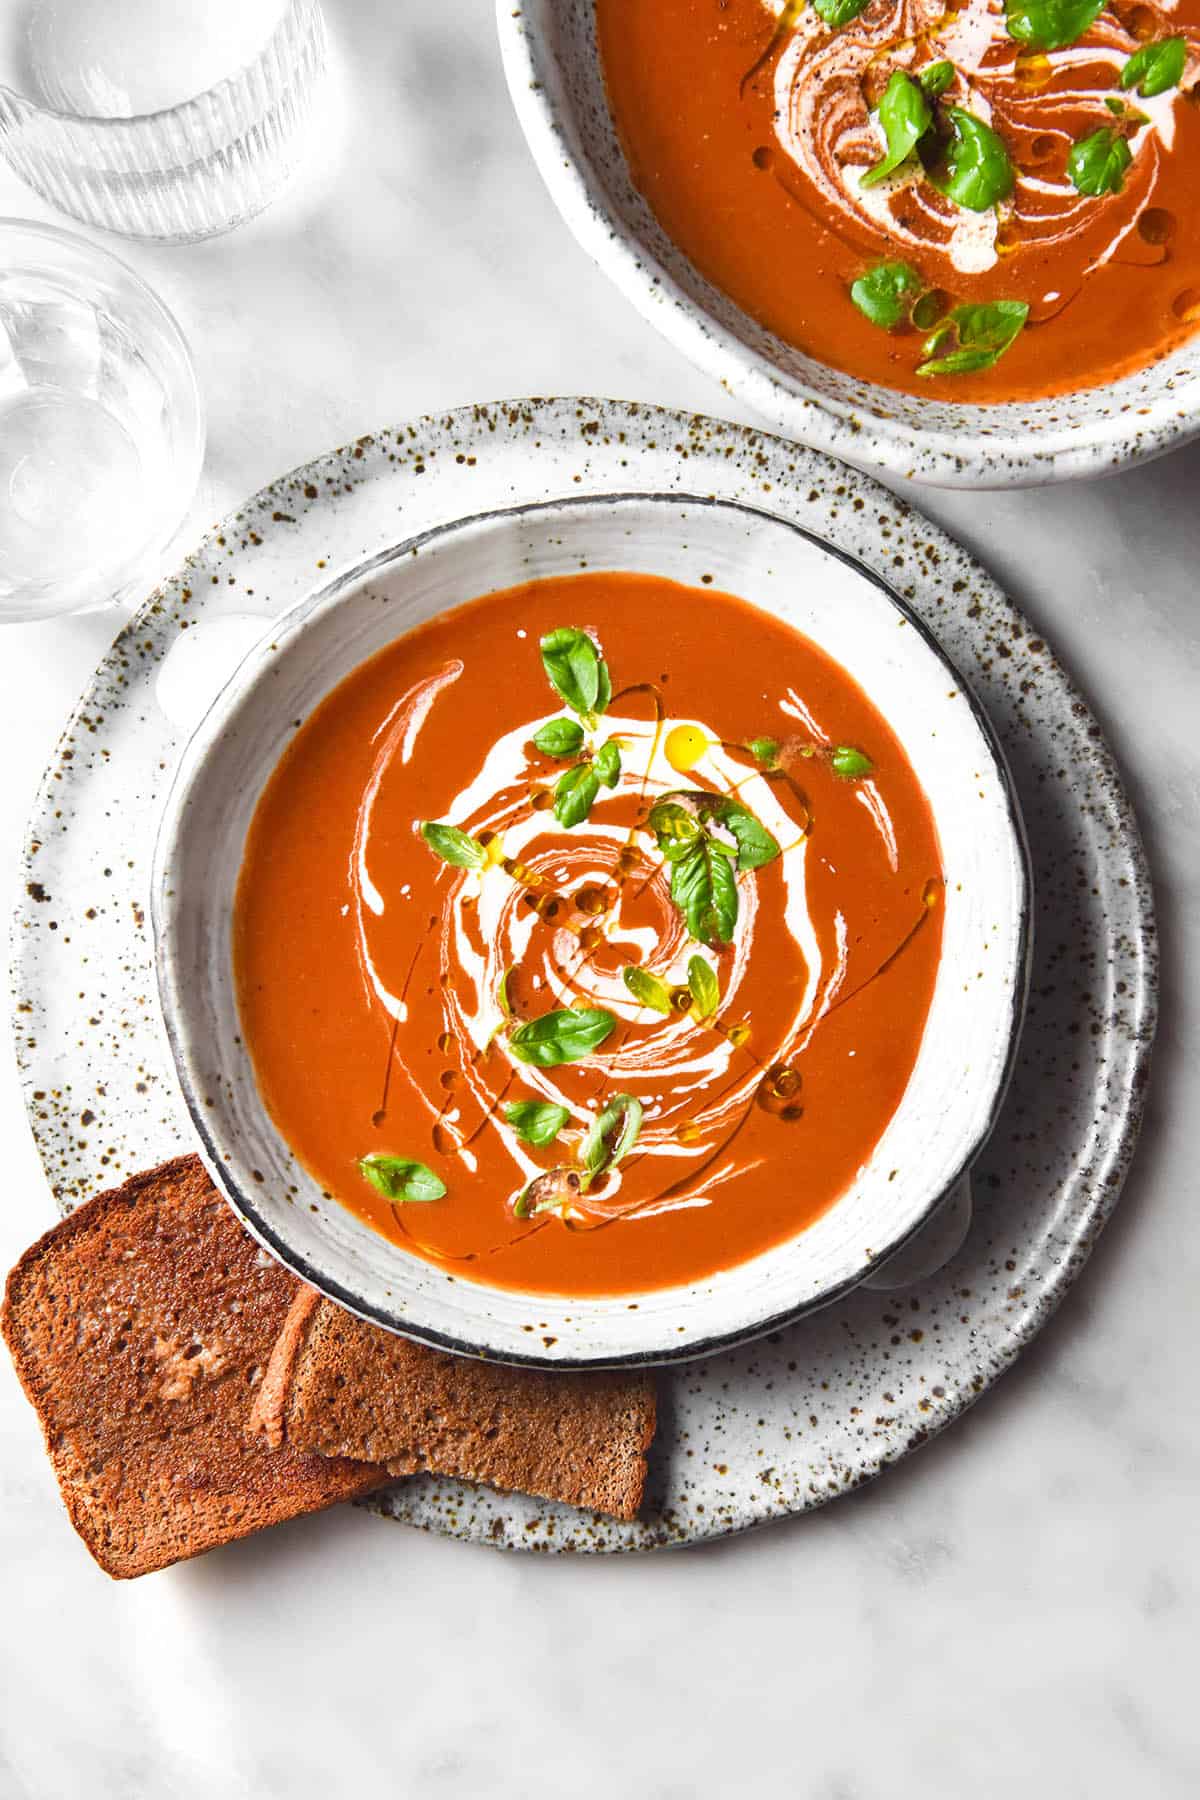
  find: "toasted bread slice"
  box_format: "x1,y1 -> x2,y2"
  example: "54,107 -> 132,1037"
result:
252,1290 -> 656,1521
1,1156 -> 385,1578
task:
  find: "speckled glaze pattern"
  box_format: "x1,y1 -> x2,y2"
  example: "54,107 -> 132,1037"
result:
10,399 -> 1156,1551
496,2 -> 1200,491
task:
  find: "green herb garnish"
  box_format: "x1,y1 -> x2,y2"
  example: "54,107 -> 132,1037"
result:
514,1167 -> 581,1219
934,107 -> 1014,211
419,821 -> 488,871
744,736 -> 781,767
540,627 -> 611,726
623,965 -> 675,1014
533,717 -> 585,757
554,761 -> 602,828
1003,0 -> 1104,50
850,260 -> 924,330
917,300 -> 1030,377
1068,126 -> 1134,196
505,1100 -> 570,1146
861,71 -> 933,188
813,0 -> 870,25
508,1006 -> 616,1068
359,1154 -> 446,1202
920,60 -> 955,98
1120,37 -> 1186,97
579,1094 -> 643,1187
831,745 -> 875,779
594,739 -> 622,787
687,955 -> 720,1021
671,836 -> 739,946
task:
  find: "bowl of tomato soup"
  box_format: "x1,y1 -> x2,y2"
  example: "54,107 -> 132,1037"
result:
498,1 -> 1200,487
153,494 -> 1030,1365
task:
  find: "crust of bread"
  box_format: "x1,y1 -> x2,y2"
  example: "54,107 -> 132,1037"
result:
2,1156 -> 385,1578
264,1294 -> 657,1522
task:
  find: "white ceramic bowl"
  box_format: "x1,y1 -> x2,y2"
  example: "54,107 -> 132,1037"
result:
153,493 -> 1030,1366
496,2 -> 1200,490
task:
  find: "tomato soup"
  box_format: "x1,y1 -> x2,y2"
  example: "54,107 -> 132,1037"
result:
234,574 -> 943,1298
596,0 -> 1200,401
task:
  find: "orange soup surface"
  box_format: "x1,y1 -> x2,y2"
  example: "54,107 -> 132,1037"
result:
234,574 -> 944,1298
596,0 -> 1200,400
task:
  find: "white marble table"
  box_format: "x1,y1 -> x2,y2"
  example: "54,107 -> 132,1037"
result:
1,3 -> 1197,1794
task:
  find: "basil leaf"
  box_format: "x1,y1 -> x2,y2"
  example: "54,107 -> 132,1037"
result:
623,965 -> 675,1014
920,60 -> 955,98
861,71 -> 932,188
850,260 -> 924,330
671,839 -> 739,945
917,300 -> 1029,377
744,736 -> 781,767
831,745 -> 875,779
533,717 -> 585,757
554,761 -> 602,828
540,627 -> 609,721
687,954 -> 720,1021
647,796 -> 704,862
594,739 -> 622,788
1121,36 -> 1186,97
703,795 -> 781,871
579,1093 -> 643,1186
515,1167 -> 581,1219
359,1154 -> 446,1202
813,0 -> 869,25
420,821 -> 488,871
1067,126 -> 1133,197
509,1006 -> 616,1068
505,1099 -> 570,1147
935,107 -> 1014,211
1004,0 -> 1103,49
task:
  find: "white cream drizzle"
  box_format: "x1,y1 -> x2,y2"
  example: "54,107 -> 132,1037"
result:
348,682 -> 847,1215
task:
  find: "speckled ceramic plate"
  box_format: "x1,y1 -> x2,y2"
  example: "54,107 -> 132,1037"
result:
11,399 -> 1156,1551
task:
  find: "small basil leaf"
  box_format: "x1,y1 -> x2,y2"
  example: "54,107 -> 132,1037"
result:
744,736 -> 781,767
515,1167 -> 581,1219
850,260 -> 924,330
831,745 -> 875,779
420,821 -> 488,871
687,954 -> 720,1021
703,795 -> 781,871
1120,36 -> 1186,97
504,1099 -> 570,1147
911,287 -> 950,330
917,300 -> 1029,377
671,840 -> 739,945
533,717 -> 585,757
509,1006 -> 616,1068
594,739 -> 622,788
1067,126 -> 1133,197
920,60 -> 955,98
648,796 -> 704,862
935,107 -> 1014,211
623,965 -> 675,1014
861,71 -> 932,189
540,627 -> 606,720
359,1154 -> 446,1202
554,761 -> 602,828
579,1094 -> 643,1185
813,0 -> 870,25
1004,0 -> 1103,49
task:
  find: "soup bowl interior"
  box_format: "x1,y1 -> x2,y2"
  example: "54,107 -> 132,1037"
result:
153,494 -> 1029,1366
497,1 -> 1200,489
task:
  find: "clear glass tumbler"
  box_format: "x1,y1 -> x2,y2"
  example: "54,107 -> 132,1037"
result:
0,219 -> 204,624
0,0 -> 328,241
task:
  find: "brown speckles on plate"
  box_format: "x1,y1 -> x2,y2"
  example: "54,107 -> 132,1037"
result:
9,397 -> 1155,1554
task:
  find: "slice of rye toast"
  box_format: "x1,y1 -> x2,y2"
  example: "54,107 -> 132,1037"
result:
1,1156 -> 387,1578
250,1289 -> 657,1522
